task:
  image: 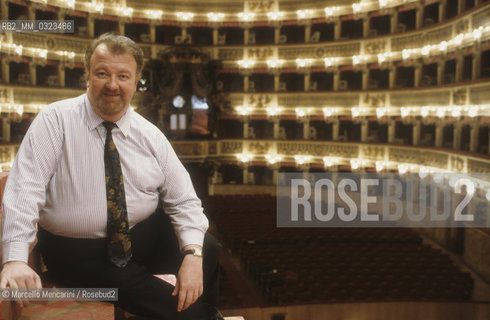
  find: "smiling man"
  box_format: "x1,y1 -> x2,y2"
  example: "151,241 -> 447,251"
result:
0,33 -> 222,320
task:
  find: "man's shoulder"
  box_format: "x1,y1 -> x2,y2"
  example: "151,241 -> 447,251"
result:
42,94 -> 85,116
130,110 -> 165,138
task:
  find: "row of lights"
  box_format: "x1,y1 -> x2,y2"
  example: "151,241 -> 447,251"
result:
33,0 -> 419,22
236,26 -> 488,71
235,105 -> 490,118
235,153 -> 490,196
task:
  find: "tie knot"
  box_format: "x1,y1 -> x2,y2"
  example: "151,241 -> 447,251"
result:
103,121 -> 117,132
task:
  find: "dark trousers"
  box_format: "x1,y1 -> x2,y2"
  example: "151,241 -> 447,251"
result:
37,209 -> 220,320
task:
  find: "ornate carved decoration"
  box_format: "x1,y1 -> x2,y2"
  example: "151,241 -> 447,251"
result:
362,146 -> 385,160
246,1 -> 275,13
450,156 -> 465,172
363,93 -> 386,108
468,159 -> 490,174
218,49 -> 244,61
171,142 -> 207,156
248,95 -> 272,108
221,141 -> 243,154
248,141 -> 270,154
277,142 -> 358,158
247,48 -> 274,60
0,146 -> 13,163
364,40 -> 386,55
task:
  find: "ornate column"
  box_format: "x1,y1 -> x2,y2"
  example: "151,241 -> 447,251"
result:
363,16 -> 370,38
437,60 -> 445,85
1,0 -> 8,20
413,119 -> 421,146
415,3 -> 423,29
58,64 -> 65,88
244,27 -> 250,45
149,22 -> 156,43
243,118 -> 249,138
212,27 -> 218,45
1,59 -> 10,84
435,120 -> 444,147
272,117 -> 280,139
439,0 -> 447,22
389,64 -> 396,89
274,24 -> 280,44
333,69 -> 340,91
470,120 -> 479,153
414,63 -> 422,87
2,119 -> 10,143
455,53 -> 464,82
361,118 -> 368,142
334,20 -> 341,40
304,72 -> 310,91
304,23 -> 311,43
387,118 -> 396,143
453,121 -> 462,149
332,119 -> 339,141
457,0 -> 464,14
472,46 -> 481,80
273,71 -> 280,91
29,63 -> 36,86
390,9 -> 398,33
300,117 -> 310,140
361,67 -> 369,90
88,14 -> 95,38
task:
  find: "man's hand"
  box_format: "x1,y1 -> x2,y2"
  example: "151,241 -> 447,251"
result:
172,246 -> 203,312
0,261 -> 42,307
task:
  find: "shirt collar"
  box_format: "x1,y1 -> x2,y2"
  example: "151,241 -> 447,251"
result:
83,93 -> 132,138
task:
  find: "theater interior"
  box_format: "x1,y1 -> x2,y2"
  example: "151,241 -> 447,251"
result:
0,0 -> 489,319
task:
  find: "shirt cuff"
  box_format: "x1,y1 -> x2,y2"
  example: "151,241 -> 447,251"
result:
178,229 -> 206,252
2,241 -> 30,264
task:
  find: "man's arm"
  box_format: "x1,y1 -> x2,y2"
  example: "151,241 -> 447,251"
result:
155,134 -> 208,311
172,244 -> 203,312
1,107 -> 63,296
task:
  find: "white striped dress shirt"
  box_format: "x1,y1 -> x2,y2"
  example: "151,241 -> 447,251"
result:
1,94 -> 208,264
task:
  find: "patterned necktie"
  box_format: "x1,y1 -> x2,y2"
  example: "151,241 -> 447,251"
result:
103,121 -> 132,268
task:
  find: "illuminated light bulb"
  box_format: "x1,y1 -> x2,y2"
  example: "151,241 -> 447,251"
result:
436,108 -> 445,118
419,167 -> 428,179
473,27 -> 483,40
451,107 -> 461,117
352,108 -> 361,117
352,55 -> 362,65
267,11 -> 283,20
236,153 -> 253,163
401,107 -> 410,118
238,12 -> 255,21
295,108 -> 307,117
324,7 -> 339,17
323,108 -> 334,117
377,53 -> 387,64
439,41 -> 448,52
469,106 -> 478,117
295,155 -> 311,165
297,10 -> 312,19
350,159 -> 360,170
376,161 -> 385,172
454,33 -> 464,45
208,12 -> 224,21
267,59 -> 283,68
402,49 -> 411,60
379,0 -> 388,8
352,3 -> 363,13
237,60 -> 255,68
93,3 -> 104,13
323,157 -> 338,167
376,108 -> 387,118
14,45 -> 23,55
236,106 -> 252,116
265,154 -> 282,165
266,106 -> 282,116
324,57 -> 335,67
119,7 -> 133,17
421,45 -> 430,56
421,107 -> 430,117
146,10 -> 163,19
398,164 -> 408,175
176,12 -> 194,21
296,58 -> 311,68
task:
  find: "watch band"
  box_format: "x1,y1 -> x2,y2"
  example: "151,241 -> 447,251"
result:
183,248 -> 203,257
